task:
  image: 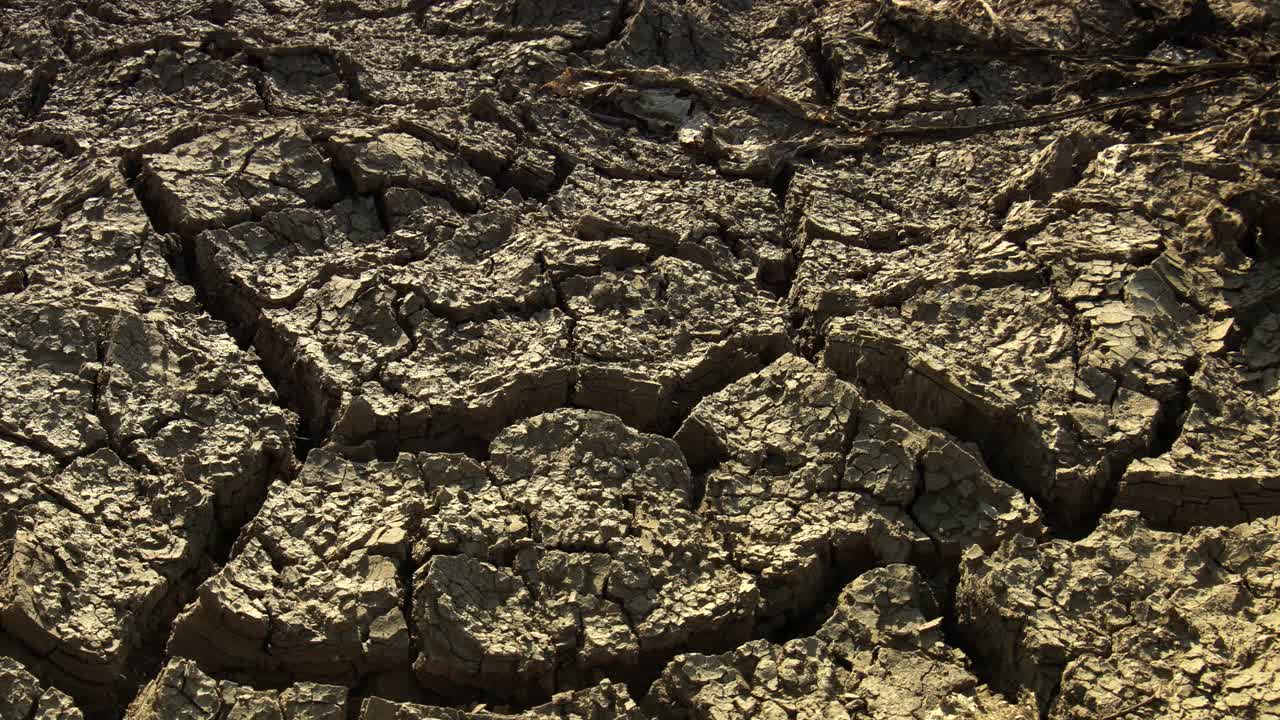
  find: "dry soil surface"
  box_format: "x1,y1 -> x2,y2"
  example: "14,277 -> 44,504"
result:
1,1 -> 1279,719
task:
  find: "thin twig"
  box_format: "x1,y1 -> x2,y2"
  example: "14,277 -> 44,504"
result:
1099,695 -> 1158,720
867,77 -> 1236,140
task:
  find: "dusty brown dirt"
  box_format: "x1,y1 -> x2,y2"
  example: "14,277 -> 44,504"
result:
1,0 -> 1278,718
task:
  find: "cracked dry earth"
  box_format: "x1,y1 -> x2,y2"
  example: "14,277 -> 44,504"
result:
1,1 -> 1279,720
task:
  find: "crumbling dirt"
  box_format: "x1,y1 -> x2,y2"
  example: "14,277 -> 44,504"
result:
1,1 -> 1278,718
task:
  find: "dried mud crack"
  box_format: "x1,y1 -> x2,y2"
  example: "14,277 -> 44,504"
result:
2,1 -> 1280,719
